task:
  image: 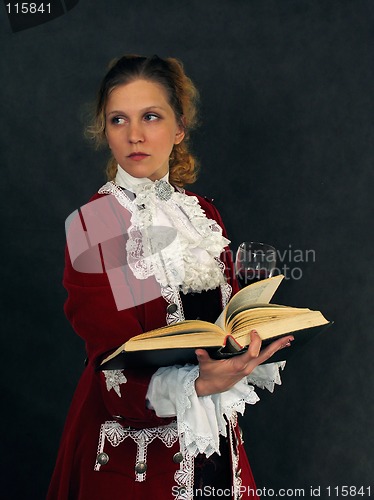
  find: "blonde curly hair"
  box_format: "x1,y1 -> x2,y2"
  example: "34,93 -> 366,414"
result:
86,54 -> 199,187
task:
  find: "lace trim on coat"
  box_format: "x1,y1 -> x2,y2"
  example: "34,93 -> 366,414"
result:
102,370 -> 127,397
173,435 -> 195,500
220,282 -> 232,309
94,420 -> 179,482
226,417 -> 243,500
161,284 -> 185,324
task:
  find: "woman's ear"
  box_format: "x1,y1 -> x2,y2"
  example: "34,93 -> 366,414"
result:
174,117 -> 186,145
174,128 -> 185,145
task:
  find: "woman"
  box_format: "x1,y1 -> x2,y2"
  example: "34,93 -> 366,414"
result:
48,54 -> 293,500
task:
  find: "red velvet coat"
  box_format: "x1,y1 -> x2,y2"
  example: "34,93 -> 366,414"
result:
47,187 -> 260,500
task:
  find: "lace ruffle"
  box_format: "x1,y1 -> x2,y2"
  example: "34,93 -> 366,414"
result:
146,364 -> 262,459
98,181 -> 229,294
176,367 -> 261,458
246,361 -> 286,393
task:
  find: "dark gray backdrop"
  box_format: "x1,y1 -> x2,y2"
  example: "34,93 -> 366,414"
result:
1,1 -> 373,498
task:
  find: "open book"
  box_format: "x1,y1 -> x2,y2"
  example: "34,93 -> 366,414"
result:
100,275 -> 331,370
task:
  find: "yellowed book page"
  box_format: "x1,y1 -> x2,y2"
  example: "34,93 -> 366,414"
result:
125,330 -> 225,352
215,274 -> 284,329
129,320 -> 222,341
230,305 -> 310,326
228,303 -> 294,324
233,310 -> 329,343
230,307 -> 312,334
101,320 -> 225,366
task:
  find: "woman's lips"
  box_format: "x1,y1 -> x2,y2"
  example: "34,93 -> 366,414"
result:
128,153 -> 150,161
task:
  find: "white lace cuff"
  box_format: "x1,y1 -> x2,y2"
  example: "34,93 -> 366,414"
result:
246,361 -> 286,392
146,365 -> 260,458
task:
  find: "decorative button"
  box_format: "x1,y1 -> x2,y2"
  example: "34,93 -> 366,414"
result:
167,303 -> 178,314
135,461 -> 147,474
97,452 -> 109,465
172,452 -> 184,463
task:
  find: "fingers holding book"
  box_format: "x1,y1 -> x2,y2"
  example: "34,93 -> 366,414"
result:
194,330 -> 294,397
255,331 -> 294,365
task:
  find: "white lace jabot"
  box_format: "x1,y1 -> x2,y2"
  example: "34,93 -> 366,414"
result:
103,166 -> 230,294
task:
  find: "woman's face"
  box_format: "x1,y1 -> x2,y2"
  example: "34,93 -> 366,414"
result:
105,79 -> 185,181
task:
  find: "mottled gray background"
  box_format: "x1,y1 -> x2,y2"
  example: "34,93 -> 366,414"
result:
1,1 -> 373,498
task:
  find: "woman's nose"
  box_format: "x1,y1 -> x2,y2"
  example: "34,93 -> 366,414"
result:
128,122 -> 144,143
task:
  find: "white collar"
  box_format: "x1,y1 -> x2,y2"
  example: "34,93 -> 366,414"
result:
115,165 -> 170,193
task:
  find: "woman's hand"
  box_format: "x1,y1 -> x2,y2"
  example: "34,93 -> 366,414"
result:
194,330 -> 294,397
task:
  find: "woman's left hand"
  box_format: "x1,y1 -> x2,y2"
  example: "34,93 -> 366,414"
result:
194,330 -> 293,397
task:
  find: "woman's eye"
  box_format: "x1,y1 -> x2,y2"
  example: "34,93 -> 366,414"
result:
111,116 -> 126,125
144,113 -> 159,122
